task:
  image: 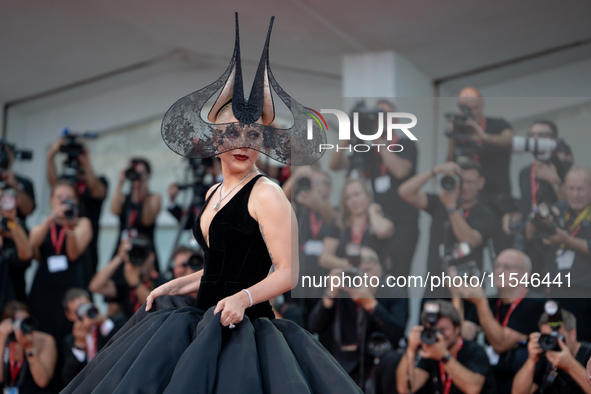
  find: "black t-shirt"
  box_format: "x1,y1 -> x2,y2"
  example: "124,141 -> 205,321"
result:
518,159 -> 572,219
366,137 -> 419,226
477,117 -> 513,194
115,273 -> 167,318
325,221 -> 390,268
533,342 -> 591,393
417,339 -> 496,394
543,202 -> 591,296
0,237 -> 31,308
298,209 -> 333,280
425,194 -> 495,274
76,177 -> 108,268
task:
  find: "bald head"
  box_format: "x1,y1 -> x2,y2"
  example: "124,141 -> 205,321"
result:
458,86 -> 484,122
496,249 -> 532,272
565,166 -> 591,212
458,87 -> 483,98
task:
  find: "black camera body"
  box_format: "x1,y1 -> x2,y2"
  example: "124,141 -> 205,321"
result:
440,174 -> 461,191
9,317 -> 37,341
76,303 -> 100,321
445,105 -> 479,161
128,236 -> 152,266
0,140 -> 33,180
539,300 -> 565,352
441,242 -> 480,278
125,167 -> 142,182
62,198 -> 79,221
58,128 -> 98,182
530,202 -> 565,239
296,177 -> 311,193
342,267 -> 363,282
421,302 -> 441,345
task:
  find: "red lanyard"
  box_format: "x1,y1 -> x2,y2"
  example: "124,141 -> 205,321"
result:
530,164 -> 539,208
75,182 -> 87,196
495,290 -> 526,327
50,222 -> 67,255
128,208 -> 138,230
350,218 -> 367,244
439,337 -> 464,394
9,342 -> 23,386
462,209 -> 471,220
309,211 -> 323,240
87,326 -> 98,361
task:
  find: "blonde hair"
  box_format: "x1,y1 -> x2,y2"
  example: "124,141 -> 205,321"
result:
337,178 -> 373,229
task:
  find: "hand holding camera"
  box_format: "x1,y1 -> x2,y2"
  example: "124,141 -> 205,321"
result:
0,188 -> 18,232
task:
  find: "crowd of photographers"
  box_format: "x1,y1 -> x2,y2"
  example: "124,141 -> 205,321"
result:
0,86 -> 590,393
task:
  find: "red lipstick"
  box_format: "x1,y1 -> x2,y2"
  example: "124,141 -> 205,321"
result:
233,154 -> 249,161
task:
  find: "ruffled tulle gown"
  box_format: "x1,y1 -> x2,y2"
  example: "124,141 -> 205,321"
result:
62,175 -> 362,393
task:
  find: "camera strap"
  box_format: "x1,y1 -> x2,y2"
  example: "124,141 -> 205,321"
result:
495,290 -> 526,327
8,342 -> 23,387
560,206 -> 591,250
530,164 -> 539,209
350,218 -> 368,245
309,211 -> 323,240
438,337 -> 463,394
50,223 -> 66,255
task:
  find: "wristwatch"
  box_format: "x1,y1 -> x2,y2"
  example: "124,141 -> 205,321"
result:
25,349 -> 38,357
446,206 -> 458,215
441,352 -> 452,364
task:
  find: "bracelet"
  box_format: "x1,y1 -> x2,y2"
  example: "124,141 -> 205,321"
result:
7,220 -> 18,230
242,289 -> 253,308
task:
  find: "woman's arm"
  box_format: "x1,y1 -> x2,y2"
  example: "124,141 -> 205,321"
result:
110,170 -> 126,216
65,217 -> 93,261
368,203 -> 394,239
213,180 -> 297,326
141,193 -> 162,227
27,332 -> 58,388
318,236 -> 348,270
29,216 -> 53,249
145,270 -> 203,311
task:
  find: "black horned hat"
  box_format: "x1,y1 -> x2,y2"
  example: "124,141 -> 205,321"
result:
161,13 -> 326,165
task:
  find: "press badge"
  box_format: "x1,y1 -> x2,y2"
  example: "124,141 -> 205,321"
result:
4,387 -> 20,394
48,255 -> 69,273
374,175 -> 391,194
485,345 -> 500,366
556,249 -> 575,271
304,240 -> 323,256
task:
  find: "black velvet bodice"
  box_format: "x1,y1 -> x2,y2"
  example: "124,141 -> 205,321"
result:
193,174 -> 274,320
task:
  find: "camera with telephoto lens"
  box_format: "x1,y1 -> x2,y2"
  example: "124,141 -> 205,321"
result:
125,167 -> 141,182
441,242 -> 480,278
62,198 -> 79,221
8,317 -> 37,341
440,173 -> 462,191
58,128 -> 98,183
75,303 -> 100,321
530,202 -> 565,239
538,300 -> 565,352
128,236 -> 152,266
512,136 -> 557,162
444,105 -> 479,161
296,177 -> 311,193
421,302 -> 441,345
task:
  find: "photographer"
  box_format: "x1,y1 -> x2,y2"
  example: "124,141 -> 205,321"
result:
0,301 -> 58,392
61,288 -> 125,386
0,188 -> 33,314
90,235 -> 166,318
47,138 -> 108,281
110,158 -> 161,271
0,141 -> 35,224
167,157 -> 221,229
447,87 -> 513,195
396,299 -> 494,394
28,180 -> 93,343
329,100 -> 419,276
308,247 -> 408,390
319,179 -> 393,273
538,166 -> 591,341
457,249 -> 546,392
513,307 -> 591,394
399,160 -> 495,296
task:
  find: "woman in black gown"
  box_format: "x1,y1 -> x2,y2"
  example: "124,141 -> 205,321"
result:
61,14 -> 362,394
28,180 -> 93,343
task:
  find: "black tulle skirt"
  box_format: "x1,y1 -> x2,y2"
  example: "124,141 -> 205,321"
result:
61,296 -> 362,394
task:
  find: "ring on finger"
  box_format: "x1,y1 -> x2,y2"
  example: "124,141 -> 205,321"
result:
229,323 -> 236,329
